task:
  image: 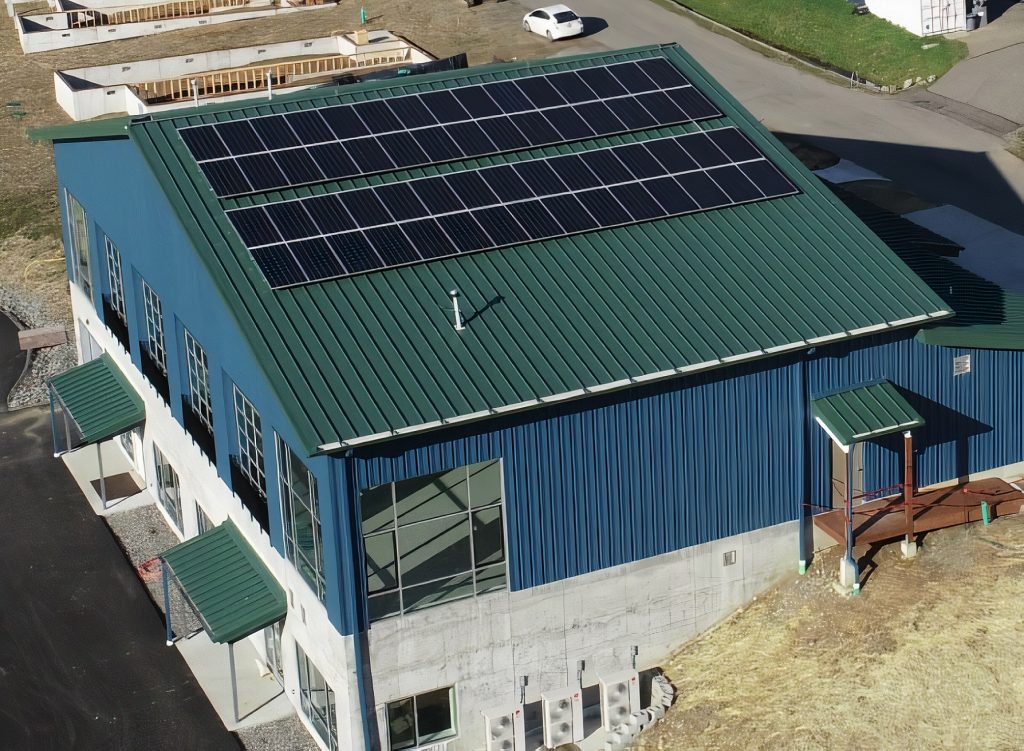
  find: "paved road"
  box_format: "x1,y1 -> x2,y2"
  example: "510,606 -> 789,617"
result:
0,314 -> 25,410
0,407 -> 238,751
523,0 -> 1024,234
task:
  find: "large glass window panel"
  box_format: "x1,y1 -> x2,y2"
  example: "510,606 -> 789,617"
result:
403,573 -> 476,613
398,515 -> 471,587
472,506 -> 504,566
360,483 -> 394,534
394,467 -> 468,526
153,444 -> 182,530
468,460 -> 501,508
364,532 -> 397,595
360,460 -> 507,621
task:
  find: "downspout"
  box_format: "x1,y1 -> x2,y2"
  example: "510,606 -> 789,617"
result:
798,354 -> 808,574
335,450 -> 372,750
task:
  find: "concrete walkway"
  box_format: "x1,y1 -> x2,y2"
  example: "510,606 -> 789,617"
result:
0,407 -> 238,751
932,4 -> 1024,125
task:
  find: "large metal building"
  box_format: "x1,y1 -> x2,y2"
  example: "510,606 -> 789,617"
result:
35,41 -> 1024,751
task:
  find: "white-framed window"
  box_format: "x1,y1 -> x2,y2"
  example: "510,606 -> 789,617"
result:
195,501 -> 213,536
65,190 -> 92,297
360,459 -> 506,622
277,435 -> 326,601
183,329 -> 213,431
154,444 -> 182,531
233,385 -> 266,496
141,280 -> 166,373
297,643 -> 338,751
105,237 -> 126,322
386,686 -> 458,750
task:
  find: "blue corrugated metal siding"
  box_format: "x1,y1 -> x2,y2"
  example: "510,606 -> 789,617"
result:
807,333 -> 1024,503
350,360 -> 806,592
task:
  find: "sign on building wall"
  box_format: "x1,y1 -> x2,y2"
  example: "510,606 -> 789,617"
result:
953,354 -> 971,376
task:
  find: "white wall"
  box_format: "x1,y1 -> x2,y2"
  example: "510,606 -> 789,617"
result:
866,0 -> 925,36
69,283 -> 365,751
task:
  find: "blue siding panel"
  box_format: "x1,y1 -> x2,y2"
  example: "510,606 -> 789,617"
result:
351,360 -> 807,592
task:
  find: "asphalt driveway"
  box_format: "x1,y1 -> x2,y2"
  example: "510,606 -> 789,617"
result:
0,407 -> 238,751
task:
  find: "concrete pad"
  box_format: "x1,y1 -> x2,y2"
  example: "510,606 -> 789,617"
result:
177,631 -> 292,731
61,439 -> 149,515
814,159 -> 888,184
904,205 -> 1024,294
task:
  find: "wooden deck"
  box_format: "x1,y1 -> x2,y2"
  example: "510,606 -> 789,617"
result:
814,477 -> 1024,546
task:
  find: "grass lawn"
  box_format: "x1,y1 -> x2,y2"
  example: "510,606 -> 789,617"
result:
668,0 -> 968,87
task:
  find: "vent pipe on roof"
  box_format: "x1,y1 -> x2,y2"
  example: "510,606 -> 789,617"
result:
266,72 -> 273,100
449,289 -> 466,332
190,79 -> 198,109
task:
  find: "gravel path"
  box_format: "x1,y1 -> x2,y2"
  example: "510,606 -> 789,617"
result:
0,282 -> 75,410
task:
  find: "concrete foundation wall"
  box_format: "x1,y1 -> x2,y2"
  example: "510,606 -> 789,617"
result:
364,520 -> 797,751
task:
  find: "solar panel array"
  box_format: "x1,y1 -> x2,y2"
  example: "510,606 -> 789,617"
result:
178,58 -> 722,198
226,127 -> 799,288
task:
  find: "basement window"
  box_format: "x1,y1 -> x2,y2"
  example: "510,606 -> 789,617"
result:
386,686 -> 457,750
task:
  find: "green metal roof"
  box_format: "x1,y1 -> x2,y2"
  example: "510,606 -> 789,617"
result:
30,117 -> 130,142
45,44 -> 952,453
833,186 -> 1024,351
48,353 -> 144,445
812,380 -> 924,447
161,520 -> 286,644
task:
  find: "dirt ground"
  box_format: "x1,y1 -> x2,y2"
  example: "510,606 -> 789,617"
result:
638,514 -> 1024,751
0,0 -> 559,323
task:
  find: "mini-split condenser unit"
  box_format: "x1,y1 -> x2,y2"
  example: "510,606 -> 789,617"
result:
540,686 -> 584,748
481,705 -> 525,751
599,670 -> 641,731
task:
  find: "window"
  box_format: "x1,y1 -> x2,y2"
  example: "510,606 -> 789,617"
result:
105,237 -> 126,322
361,460 -> 506,622
195,501 -> 213,535
154,445 -> 183,531
386,687 -> 457,750
142,280 -> 166,373
65,191 -> 92,297
278,436 -> 326,601
233,386 -> 266,496
297,644 -> 338,751
183,329 -> 213,431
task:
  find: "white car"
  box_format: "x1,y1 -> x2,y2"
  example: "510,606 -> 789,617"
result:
522,4 -> 585,41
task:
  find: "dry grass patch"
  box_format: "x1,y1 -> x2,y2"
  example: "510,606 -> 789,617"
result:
639,516 -> 1024,751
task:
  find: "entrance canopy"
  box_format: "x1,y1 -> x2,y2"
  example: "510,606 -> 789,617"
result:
812,379 -> 924,449
48,353 -> 144,446
161,520 -> 285,644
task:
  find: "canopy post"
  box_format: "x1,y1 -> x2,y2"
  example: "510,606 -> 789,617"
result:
901,431 -> 918,558
48,389 -> 60,456
838,443 -> 859,594
162,560 -> 174,646
97,442 -> 107,510
229,641 -> 239,724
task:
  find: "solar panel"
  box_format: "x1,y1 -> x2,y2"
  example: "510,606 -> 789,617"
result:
228,127 -> 800,288
180,59 -> 723,198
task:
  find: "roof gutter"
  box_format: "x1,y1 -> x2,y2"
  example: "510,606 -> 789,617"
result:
316,309 -> 953,454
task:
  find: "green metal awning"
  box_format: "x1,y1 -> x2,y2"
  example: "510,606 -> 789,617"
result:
161,521 -> 286,644
48,353 -> 144,445
811,380 -> 924,448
